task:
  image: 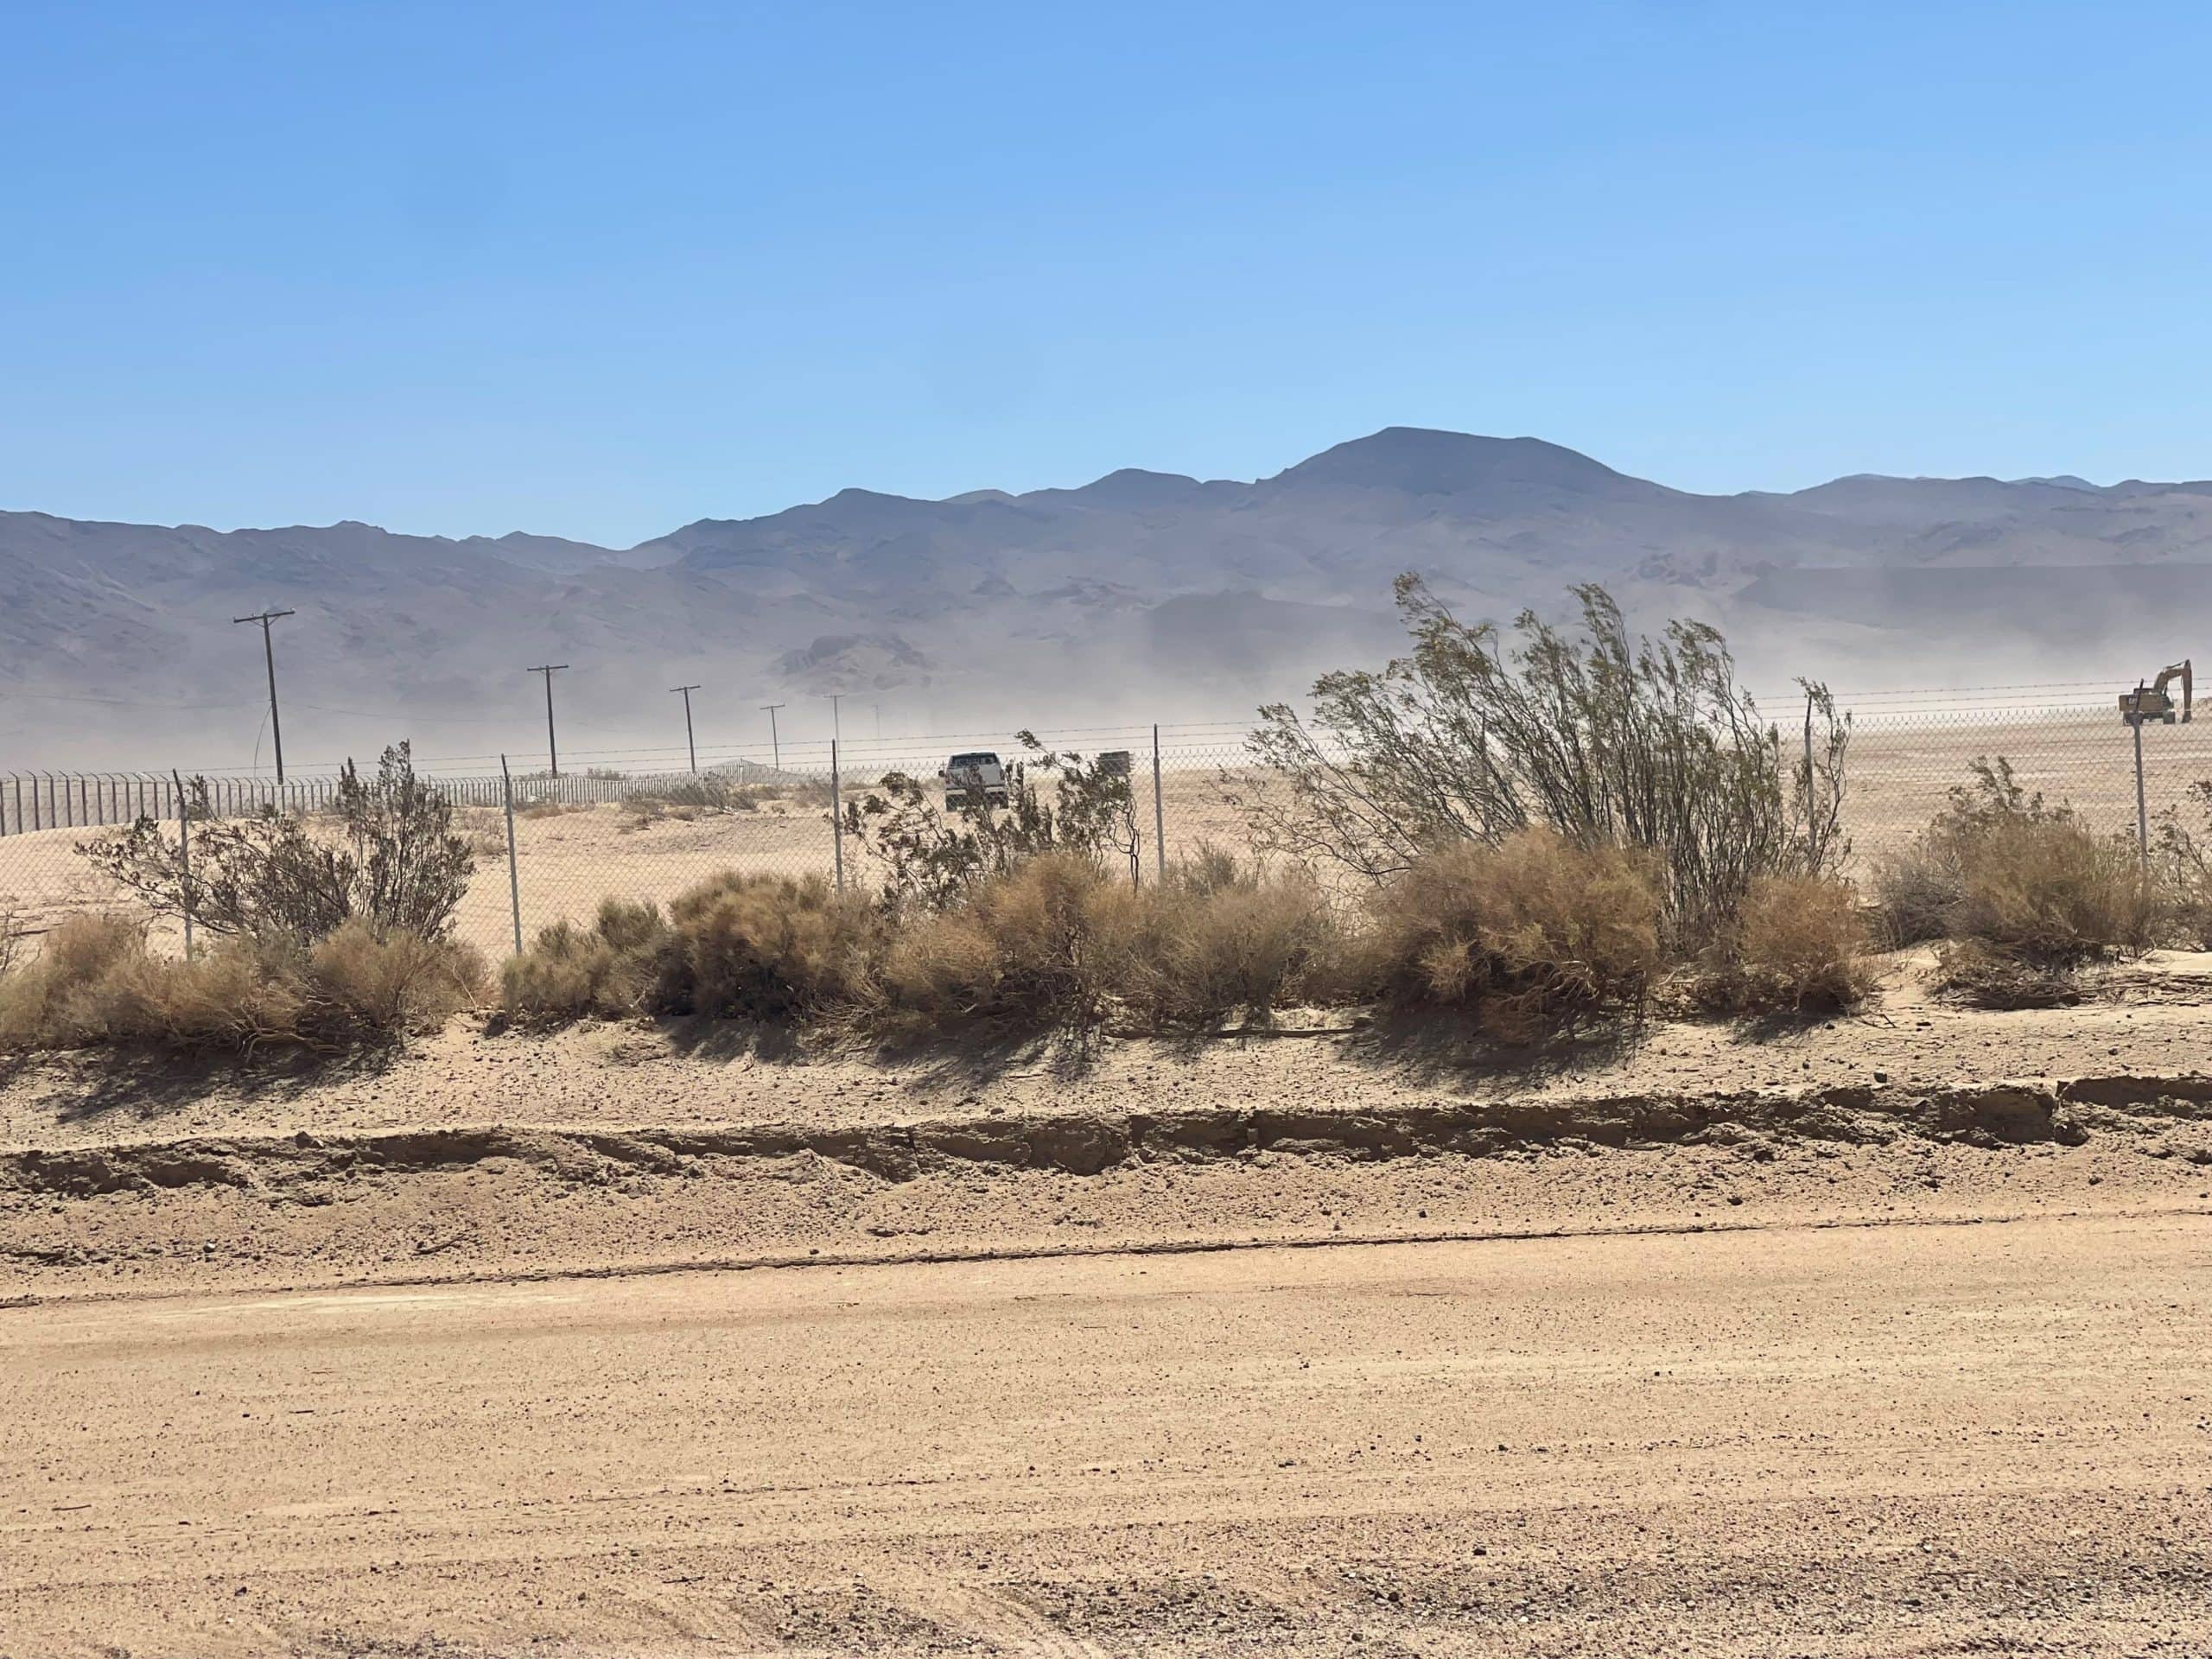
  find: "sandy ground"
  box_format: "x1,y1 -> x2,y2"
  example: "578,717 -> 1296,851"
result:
8,955 -> 2212,1651
6,1214 -> 2209,1656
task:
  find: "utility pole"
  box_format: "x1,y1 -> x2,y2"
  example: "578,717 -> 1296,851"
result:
760,702 -> 786,772
232,608 -> 295,784
671,683 -> 702,773
527,664 -> 569,776
823,692 -> 843,745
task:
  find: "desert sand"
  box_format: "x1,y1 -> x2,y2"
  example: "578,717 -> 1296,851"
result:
5,950 -> 2212,1653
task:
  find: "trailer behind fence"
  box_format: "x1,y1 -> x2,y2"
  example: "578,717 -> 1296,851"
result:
3,700 -> 2208,962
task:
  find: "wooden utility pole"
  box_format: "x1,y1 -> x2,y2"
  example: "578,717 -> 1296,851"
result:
527,664 -> 569,776
671,683 -> 702,773
760,702 -> 786,772
232,609 -> 295,784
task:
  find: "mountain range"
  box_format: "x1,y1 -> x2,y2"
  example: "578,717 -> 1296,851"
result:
6,427 -> 2210,768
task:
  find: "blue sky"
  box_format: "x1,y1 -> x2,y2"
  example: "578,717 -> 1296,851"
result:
5,1 -> 2210,545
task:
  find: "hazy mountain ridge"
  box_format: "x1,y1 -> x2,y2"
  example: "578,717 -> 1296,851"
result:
4,427 -> 2209,767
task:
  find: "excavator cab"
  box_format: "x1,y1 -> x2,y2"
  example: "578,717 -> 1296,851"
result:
2120,659 -> 2192,726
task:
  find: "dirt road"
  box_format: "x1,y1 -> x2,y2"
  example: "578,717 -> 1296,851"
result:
7,1211 -> 2209,1656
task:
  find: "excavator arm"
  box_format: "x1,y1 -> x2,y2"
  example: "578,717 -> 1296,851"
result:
2151,660 -> 2193,722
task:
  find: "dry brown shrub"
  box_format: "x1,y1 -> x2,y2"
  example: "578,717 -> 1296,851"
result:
309,921 -> 486,1034
1948,814 -> 2156,964
0,912 -> 145,1048
877,851 -> 1141,1035
1121,850 -> 1341,1030
1869,845 -> 1961,948
1355,830 -> 1662,1040
648,873 -> 880,1021
500,899 -> 668,1024
1694,874 -> 1874,1014
0,914 -> 480,1053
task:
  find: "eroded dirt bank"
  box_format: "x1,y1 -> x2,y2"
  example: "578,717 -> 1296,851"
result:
8,1071 -> 2212,1299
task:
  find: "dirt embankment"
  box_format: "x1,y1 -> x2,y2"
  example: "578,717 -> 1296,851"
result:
9,1068 -> 2212,1300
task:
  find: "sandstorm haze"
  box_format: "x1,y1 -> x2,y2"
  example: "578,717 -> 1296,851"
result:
8,425 -> 2211,771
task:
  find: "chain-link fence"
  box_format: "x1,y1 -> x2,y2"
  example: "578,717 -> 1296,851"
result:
2,702 -> 2206,960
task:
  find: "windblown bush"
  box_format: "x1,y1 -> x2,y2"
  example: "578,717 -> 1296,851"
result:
0,912 -> 482,1054
1237,578 -> 1847,944
1120,849 -> 1341,1030
877,851 -> 1141,1035
1693,874 -> 1874,1014
1352,830 -> 1663,1039
79,742 -> 474,946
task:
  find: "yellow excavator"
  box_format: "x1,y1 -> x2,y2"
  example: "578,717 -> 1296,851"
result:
2120,659 -> 2192,725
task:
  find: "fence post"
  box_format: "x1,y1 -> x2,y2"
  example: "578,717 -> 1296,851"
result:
830,741 -> 845,893
173,770 -> 194,958
1152,724 -> 1166,879
500,754 -> 523,956
2133,716 -> 2150,873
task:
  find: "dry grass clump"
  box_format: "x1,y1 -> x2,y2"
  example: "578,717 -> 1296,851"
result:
1120,849 -> 1340,1030
1693,874 -> 1874,1014
877,851 -> 1142,1035
1354,830 -> 1662,1040
0,913 -> 484,1054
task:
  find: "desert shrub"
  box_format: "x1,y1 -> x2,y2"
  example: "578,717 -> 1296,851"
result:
1868,844 -> 1962,947
0,913 -> 480,1054
0,912 -> 146,1048
1236,578 -> 1847,944
843,736 -> 1140,908
1693,874 -> 1874,1014
1120,851 -> 1342,1029
647,873 -> 880,1021
1947,811 -> 2154,964
1876,757 -> 2158,968
500,899 -> 669,1024
1351,830 -> 1663,1039
80,742 -> 474,946
1875,759 -> 2158,1004
877,851 -> 1141,1035
2152,780 -> 2212,949
308,922 -> 486,1033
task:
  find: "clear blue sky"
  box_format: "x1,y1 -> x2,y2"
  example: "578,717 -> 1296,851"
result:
6,1 -> 2210,546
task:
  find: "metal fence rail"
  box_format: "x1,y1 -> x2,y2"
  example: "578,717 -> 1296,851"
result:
3,702 -> 2208,961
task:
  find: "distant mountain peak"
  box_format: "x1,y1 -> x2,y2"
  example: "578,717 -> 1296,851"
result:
1269,427 -> 1661,500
